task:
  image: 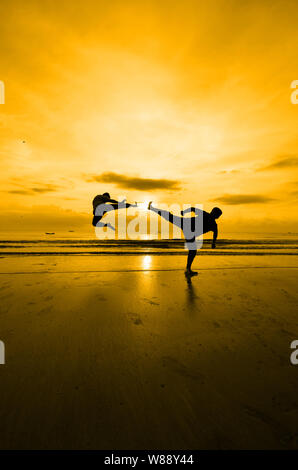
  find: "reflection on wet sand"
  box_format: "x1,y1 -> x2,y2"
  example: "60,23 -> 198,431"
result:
142,255 -> 152,270
185,273 -> 199,312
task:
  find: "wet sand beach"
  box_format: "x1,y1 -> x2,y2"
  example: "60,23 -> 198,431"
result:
0,253 -> 298,449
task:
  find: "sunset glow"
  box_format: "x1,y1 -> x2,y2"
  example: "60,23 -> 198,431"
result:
1,0 -> 298,235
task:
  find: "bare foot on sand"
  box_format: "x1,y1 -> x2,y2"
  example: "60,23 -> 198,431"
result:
185,269 -> 198,277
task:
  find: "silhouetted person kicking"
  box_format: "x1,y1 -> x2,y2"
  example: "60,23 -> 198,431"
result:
148,202 -> 222,276
92,193 -> 137,230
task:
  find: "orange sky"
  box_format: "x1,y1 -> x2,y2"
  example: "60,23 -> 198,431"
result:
0,0 -> 298,235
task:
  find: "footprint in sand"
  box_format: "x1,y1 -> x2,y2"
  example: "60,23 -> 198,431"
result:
128,313 -> 143,325
38,306 -> 53,315
1,293 -> 13,300
272,394 -> 298,413
96,295 -> 107,301
0,285 -> 10,291
161,356 -> 205,382
243,405 -> 277,428
143,298 -> 159,306
280,433 -> 298,447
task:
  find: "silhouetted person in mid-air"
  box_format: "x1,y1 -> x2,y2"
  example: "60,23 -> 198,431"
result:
92,193 -> 137,231
148,202 -> 222,276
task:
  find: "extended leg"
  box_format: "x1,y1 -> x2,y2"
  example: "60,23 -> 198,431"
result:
148,202 -> 198,274
148,202 -> 182,228
95,201 -> 137,218
110,202 -> 136,210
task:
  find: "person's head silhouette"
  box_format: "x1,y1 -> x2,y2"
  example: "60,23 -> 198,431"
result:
210,207 -> 222,219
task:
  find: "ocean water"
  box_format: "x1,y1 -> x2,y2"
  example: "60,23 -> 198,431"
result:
0,232 -> 297,255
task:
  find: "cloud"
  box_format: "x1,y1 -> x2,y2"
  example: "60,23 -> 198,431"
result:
258,155 -> 298,171
211,194 -> 276,205
282,181 -> 298,196
6,183 -> 61,195
7,189 -> 33,195
31,184 -> 59,193
84,172 -> 181,191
